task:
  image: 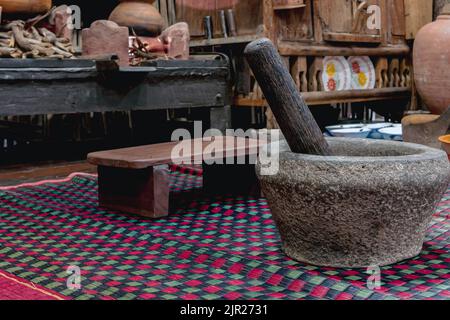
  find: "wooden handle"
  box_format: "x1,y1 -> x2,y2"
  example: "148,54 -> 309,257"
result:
244,38 -> 332,156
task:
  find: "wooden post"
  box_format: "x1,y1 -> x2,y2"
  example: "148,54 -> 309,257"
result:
97,165 -> 170,219
244,38 -> 332,156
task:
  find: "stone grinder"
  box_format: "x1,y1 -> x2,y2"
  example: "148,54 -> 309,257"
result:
244,38 -> 450,268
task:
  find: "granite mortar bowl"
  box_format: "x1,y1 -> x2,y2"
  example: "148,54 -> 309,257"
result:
257,137 -> 450,268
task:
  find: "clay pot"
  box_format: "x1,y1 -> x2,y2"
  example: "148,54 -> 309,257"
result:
414,5 -> 450,115
109,1 -> 165,36
0,0 -> 52,14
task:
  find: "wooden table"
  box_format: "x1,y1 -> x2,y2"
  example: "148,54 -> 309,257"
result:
0,56 -> 232,131
88,137 -> 265,218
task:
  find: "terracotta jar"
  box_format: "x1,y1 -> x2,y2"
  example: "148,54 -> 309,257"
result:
414,5 -> 450,115
109,1 -> 165,37
0,0 -> 52,14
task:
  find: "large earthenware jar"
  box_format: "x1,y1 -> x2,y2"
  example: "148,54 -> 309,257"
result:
414,5 -> 450,115
0,0 -> 52,14
109,0 -> 165,36
257,138 -> 450,268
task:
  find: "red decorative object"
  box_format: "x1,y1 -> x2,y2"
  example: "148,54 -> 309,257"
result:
351,61 -> 361,74
327,78 -> 336,91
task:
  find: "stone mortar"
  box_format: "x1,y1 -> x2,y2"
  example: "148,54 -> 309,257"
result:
257,137 -> 450,268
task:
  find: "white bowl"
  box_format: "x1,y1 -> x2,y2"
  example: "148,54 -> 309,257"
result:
326,124 -> 364,131
366,122 -> 393,130
366,123 -> 394,139
329,128 -> 372,139
326,124 -> 365,136
379,127 -> 403,141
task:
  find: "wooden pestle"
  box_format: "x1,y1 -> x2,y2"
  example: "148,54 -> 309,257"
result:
244,38 -> 332,156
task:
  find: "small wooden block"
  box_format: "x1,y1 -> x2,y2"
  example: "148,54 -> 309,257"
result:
88,137 -> 266,218
97,165 -> 170,218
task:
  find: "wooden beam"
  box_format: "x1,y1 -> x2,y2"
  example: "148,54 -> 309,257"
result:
322,32 -> 382,44
0,61 -> 231,117
235,87 -> 412,107
278,42 -> 410,57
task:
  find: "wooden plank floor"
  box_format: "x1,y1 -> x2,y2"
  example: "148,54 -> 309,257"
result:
0,161 -> 96,187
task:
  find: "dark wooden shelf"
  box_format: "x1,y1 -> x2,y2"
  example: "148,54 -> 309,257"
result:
323,32 -> 382,44
190,35 -> 260,47
235,87 -> 411,107
273,4 -> 306,10
278,42 -> 410,57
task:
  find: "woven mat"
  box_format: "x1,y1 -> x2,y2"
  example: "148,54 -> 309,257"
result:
0,165 -> 449,300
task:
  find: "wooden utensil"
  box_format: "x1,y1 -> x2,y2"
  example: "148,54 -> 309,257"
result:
244,38 -> 332,156
225,9 -> 237,37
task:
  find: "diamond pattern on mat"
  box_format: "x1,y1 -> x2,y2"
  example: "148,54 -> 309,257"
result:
0,166 -> 449,300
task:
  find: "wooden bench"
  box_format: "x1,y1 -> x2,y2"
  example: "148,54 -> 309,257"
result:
87,137 -> 264,218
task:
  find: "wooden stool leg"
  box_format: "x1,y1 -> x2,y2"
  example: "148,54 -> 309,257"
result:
202,158 -> 260,195
97,165 -> 170,218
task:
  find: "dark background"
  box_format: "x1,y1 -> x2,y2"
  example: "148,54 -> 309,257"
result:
53,1 -> 120,26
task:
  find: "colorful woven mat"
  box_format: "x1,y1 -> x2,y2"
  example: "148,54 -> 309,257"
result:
0,165 -> 449,300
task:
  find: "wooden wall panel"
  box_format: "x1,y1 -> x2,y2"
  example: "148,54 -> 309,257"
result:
404,0 -> 433,39
275,1 -> 313,42
316,0 -> 353,33
364,0 -> 383,35
315,0 -> 382,43
390,0 -> 406,36
176,0 -> 216,38
212,0 -> 235,38
175,0 -> 263,38
232,0 -> 264,36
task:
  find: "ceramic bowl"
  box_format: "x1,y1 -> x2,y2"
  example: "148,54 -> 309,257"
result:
325,124 -> 364,136
379,126 -> 403,141
365,122 -> 393,130
328,128 -> 371,139
366,123 -> 394,139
